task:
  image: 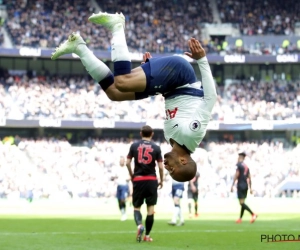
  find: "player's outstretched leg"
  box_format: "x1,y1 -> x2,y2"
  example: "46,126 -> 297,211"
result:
51,33 -> 115,95
89,12 -> 132,87
51,32 -> 86,60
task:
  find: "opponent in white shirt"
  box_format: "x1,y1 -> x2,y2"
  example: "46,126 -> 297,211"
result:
51,12 -> 217,182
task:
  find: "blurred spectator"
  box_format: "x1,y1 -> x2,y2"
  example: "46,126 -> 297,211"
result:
0,29 -> 3,47
1,74 -> 300,121
212,80 -> 300,121
4,0 -> 211,53
0,138 -> 299,200
0,74 -> 166,121
217,0 -> 300,36
3,0 -> 300,56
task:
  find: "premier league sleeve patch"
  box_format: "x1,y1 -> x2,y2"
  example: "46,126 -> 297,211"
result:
189,120 -> 201,131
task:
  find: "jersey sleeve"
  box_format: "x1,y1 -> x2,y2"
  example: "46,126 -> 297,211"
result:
156,146 -> 163,162
236,163 -> 242,172
127,143 -> 134,159
195,57 -> 217,113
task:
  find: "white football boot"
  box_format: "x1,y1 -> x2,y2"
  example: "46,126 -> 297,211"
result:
88,12 -> 125,30
51,32 -> 86,60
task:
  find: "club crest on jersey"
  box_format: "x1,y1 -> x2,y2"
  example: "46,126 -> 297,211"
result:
189,120 -> 201,131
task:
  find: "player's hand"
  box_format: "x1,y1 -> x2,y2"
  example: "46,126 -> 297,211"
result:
158,182 -> 163,189
191,186 -> 197,193
250,189 -> 253,195
184,38 -> 206,60
141,52 -> 152,64
230,186 -> 234,193
130,175 -> 134,183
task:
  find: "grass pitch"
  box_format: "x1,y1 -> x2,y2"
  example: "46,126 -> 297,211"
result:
0,199 -> 299,250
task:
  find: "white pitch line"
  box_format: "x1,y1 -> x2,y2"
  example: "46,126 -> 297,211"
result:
0,229 -> 299,236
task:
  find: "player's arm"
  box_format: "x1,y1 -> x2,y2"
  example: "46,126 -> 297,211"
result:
190,179 -> 197,193
110,167 -> 117,181
158,161 -> 164,189
126,144 -> 134,180
248,173 -> 253,194
230,170 -> 239,192
157,147 -> 164,189
126,158 -> 134,180
185,38 -> 217,112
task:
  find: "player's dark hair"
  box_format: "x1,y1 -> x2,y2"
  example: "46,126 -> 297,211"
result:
141,125 -> 153,138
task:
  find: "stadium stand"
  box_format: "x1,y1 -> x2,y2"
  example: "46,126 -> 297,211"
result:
0,28 -> 3,46
0,138 -> 299,199
0,74 -> 165,121
4,0 -> 112,49
212,80 -> 300,121
216,0 -> 300,35
1,74 -> 300,121
4,0 -> 213,53
3,0 -> 300,55
94,0 -> 212,53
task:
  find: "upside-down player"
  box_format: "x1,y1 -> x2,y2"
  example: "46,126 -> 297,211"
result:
51,12 -> 217,182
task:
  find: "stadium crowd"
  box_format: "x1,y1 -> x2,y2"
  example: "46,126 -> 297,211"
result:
3,0 -> 300,55
213,80 -> 300,121
0,74 -> 165,121
1,74 -> 300,121
217,0 -> 299,36
0,137 -> 299,200
0,29 -> 3,46
4,0 -> 211,53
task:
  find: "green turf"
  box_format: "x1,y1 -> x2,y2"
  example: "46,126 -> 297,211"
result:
0,214 -> 299,250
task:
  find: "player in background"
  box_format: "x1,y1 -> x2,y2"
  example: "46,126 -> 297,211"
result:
126,125 -> 164,242
51,12 -> 217,182
168,179 -> 185,226
111,156 -> 130,221
188,171 -> 200,218
231,152 -> 257,223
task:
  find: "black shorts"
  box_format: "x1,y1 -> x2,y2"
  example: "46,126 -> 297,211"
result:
132,180 -> 158,207
237,189 -> 248,199
188,190 -> 198,200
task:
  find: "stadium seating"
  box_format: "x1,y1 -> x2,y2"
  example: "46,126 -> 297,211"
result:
211,80 -> 300,121
94,0 -> 212,53
4,0 -> 212,53
216,0 -> 300,36
0,74 -> 165,121
0,29 -> 3,46
4,0 -> 111,49
1,75 -> 300,121
3,0 -> 300,55
0,138 -> 299,199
